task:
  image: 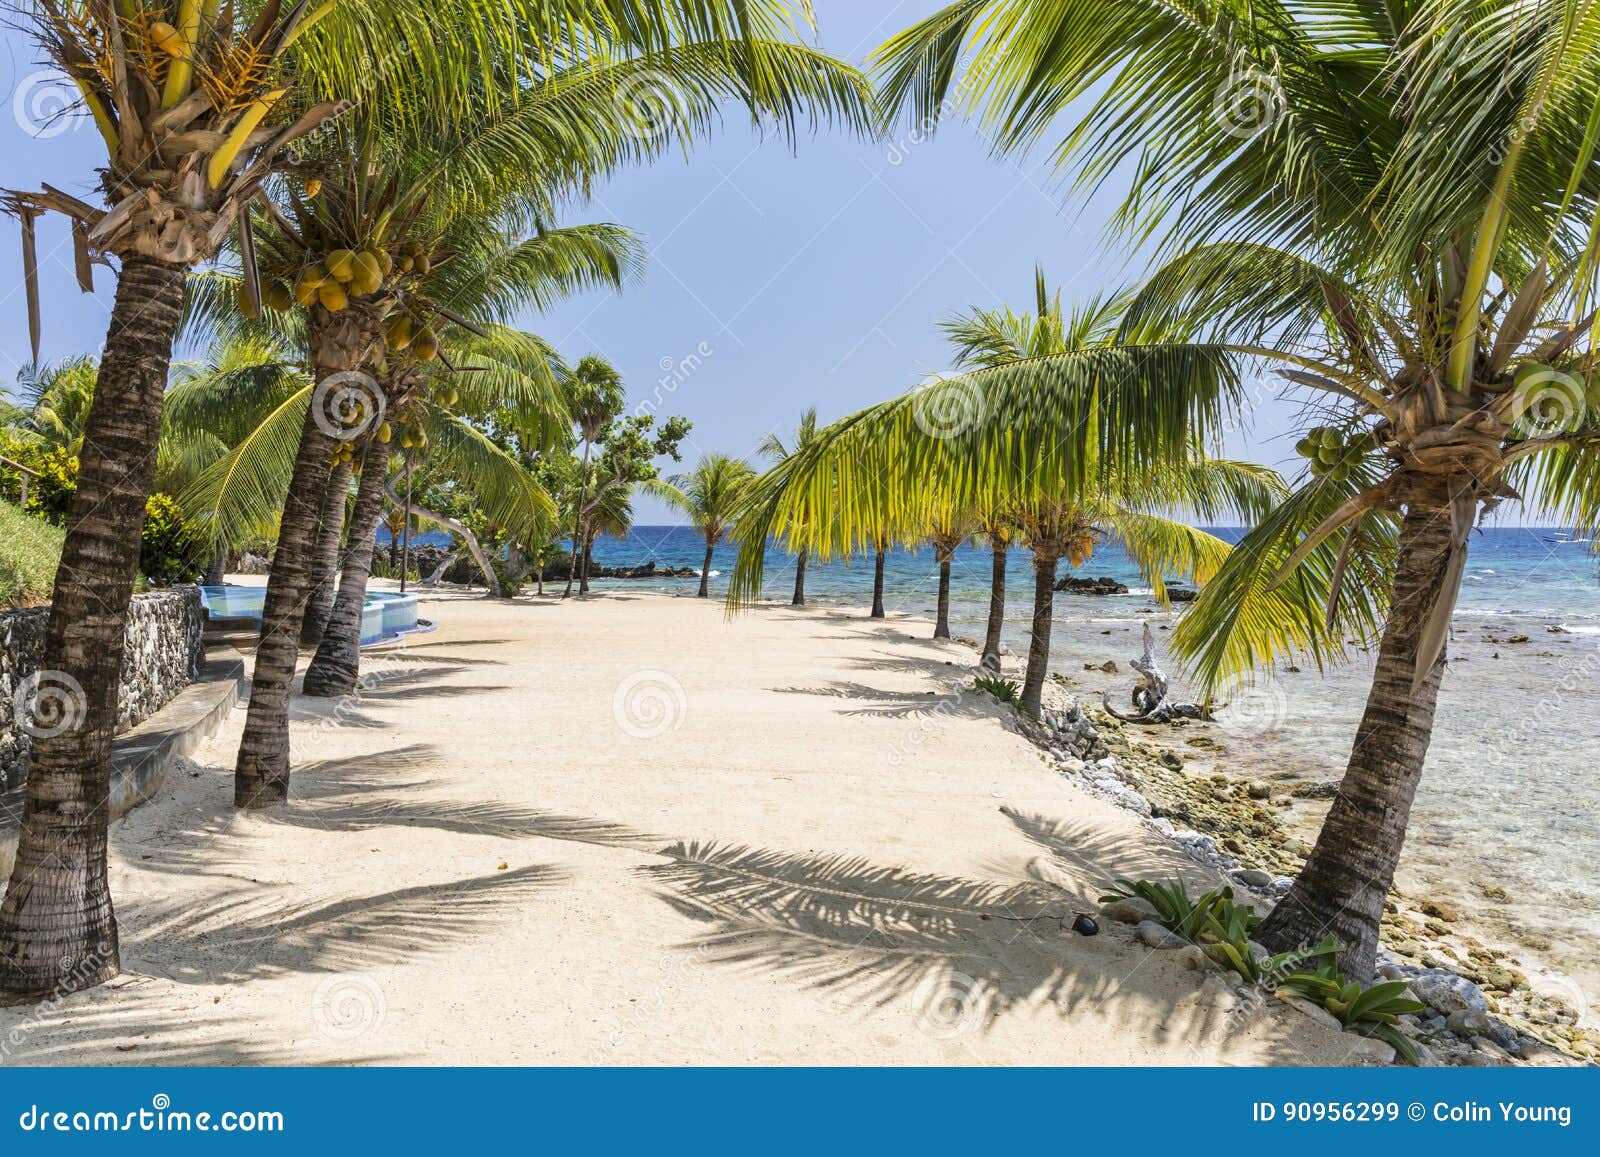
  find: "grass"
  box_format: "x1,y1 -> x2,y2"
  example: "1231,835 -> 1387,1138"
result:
0,501 -> 63,610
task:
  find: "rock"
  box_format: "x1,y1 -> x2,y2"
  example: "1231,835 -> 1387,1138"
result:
1057,575 -> 1129,596
1485,1020 -> 1521,1052
1101,897 -> 1161,924
1058,757 -> 1086,774
1343,1033 -> 1397,1065
1233,868 -> 1274,888
1290,780 -> 1340,799
1177,945 -> 1212,972
1158,750 -> 1184,771
1412,970 -> 1488,1015
1165,585 -> 1197,602
1271,876 -> 1295,896
1506,634 -> 1530,644
1246,780 -> 1273,799
1461,1050 -> 1503,1067
1275,989 -> 1343,1032
1137,920 -> 1189,950
1469,1036 -> 1511,1060
1150,817 -> 1176,839
1071,914 -> 1099,936
1446,1009 -> 1492,1036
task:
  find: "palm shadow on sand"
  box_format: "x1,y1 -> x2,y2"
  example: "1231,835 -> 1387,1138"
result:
639,809 -> 1313,1064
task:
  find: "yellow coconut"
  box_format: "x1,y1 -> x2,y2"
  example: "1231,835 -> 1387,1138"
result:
325,249 -> 357,282
304,177 -> 322,197
375,249 -> 394,276
412,328 -> 439,362
350,251 -> 384,295
376,421 -> 393,444
385,315 -> 414,350
262,280 -> 293,311
318,280 -> 349,312
293,271 -> 321,306
149,21 -> 187,58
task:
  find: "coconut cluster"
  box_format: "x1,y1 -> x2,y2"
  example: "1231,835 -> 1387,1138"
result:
1295,426 -> 1372,483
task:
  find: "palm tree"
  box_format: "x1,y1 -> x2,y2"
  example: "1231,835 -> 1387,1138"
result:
925,510 -> 976,640
654,454 -> 757,597
563,357 -> 626,598
0,0 -> 632,1000
876,0 -> 1600,977
758,409 -> 819,605
869,537 -> 889,619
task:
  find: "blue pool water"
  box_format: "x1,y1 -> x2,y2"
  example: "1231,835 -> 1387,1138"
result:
197,585 -> 423,647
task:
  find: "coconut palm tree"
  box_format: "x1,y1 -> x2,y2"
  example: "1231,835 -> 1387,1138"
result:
0,0 -> 636,1001
654,454 -> 757,597
758,408 -> 820,605
877,0 -> 1600,977
563,357 -> 626,598
925,509 -> 977,640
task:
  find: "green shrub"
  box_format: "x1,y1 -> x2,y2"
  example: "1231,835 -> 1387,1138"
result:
1278,964 -> 1426,1064
139,493 -> 207,585
974,674 -> 1020,704
0,501 -> 64,609
17,446 -> 78,526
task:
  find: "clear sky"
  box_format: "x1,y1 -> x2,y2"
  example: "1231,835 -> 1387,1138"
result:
0,3 -> 1395,524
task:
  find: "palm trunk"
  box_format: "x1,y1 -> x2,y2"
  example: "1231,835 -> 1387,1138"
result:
563,443 -> 592,599
536,563 -> 545,595
302,439 -> 391,698
387,532 -> 399,568
933,555 -> 953,639
0,256 -> 187,998
1254,495 -> 1462,979
298,456 -> 353,647
981,538 -> 1007,672
233,311 -> 375,808
698,539 -> 714,598
791,550 -> 807,606
203,548 -> 226,586
579,539 -> 593,594
1020,552 -> 1059,719
870,548 -> 886,618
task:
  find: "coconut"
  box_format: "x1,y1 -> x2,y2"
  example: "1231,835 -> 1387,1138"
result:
318,281 -> 349,312
376,421 -> 393,444
149,21 -> 187,58
349,252 -> 384,295
385,315 -> 414,350
325,249 -> 357,282
262,281 -> 293,311
304,178 -> 322,198
412,328 -> 439,362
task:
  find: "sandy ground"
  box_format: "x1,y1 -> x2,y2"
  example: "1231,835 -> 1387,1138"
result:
0,588 -> 1371,1066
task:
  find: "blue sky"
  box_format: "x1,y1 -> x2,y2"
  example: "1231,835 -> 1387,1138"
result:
0,2 -> 1368,524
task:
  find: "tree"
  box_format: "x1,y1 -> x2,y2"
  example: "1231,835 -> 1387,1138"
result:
926,511 -> 976,640
758,409 -> 820,605
876,0 -> 1600,977
563,357 -> 626,598
0,0 -> 613,1000
654,454 -> 757,597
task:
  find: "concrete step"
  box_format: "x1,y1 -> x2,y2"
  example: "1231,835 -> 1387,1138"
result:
0,645 -> 244,880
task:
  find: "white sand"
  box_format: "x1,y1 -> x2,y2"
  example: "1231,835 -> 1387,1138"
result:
0,589 -> 1371,1065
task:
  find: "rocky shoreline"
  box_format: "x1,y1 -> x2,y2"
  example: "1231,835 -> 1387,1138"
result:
1000,672 -> 1594,1067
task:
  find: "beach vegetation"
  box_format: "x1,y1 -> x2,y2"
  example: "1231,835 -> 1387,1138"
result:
652,454 -> 759,598
877,0 -> 1600,979
973,674 -> 1020,706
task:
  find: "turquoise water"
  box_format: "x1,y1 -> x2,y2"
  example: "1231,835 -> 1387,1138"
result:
580,524 -> 1600,629
198,585 -> 423,646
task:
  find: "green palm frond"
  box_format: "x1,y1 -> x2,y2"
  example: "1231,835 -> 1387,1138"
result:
419,411 -> 555,541
176,385 -> 313,550
1169,456 -> 1399,697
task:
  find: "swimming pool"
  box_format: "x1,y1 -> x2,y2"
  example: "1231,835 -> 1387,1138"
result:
198,585 -> 427,646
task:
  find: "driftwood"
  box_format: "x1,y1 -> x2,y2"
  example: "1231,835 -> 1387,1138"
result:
1101,623 -> 1213,725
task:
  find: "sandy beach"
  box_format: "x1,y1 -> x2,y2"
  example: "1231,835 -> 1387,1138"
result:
0,588 -> 1378,1066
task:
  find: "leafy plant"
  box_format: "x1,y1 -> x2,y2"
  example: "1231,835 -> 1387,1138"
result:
139,493 -> 207,586
1100,877 -> 1231,944
1279,965 -> 1426,1065
974,674 -> 1020,705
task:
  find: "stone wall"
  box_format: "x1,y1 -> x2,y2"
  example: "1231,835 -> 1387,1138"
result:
0,587 -> 204,792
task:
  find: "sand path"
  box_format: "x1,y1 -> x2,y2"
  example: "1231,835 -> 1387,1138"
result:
1,590 -> 1364,1065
